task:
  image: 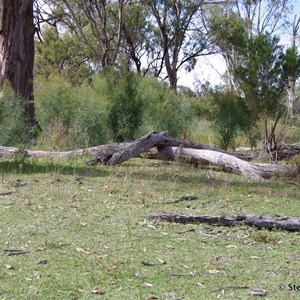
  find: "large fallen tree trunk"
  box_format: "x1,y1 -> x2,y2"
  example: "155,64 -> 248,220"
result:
87,131 -> 298,180
151,146 -> 297,180
0,132 -> 253,160
87,131 -> 256,165
148,212 -> 300,232
0,131 -> 299,180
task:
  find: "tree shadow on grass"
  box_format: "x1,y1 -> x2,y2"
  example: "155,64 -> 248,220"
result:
116,163 -> 283,189
0,160 -> 110,177
0,158 -> 289,191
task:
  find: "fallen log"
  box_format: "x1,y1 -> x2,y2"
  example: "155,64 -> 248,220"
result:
272,143 -> 300,161
0,143 -> 131,159
148,212 -> 300,232
88,131 -> 256,165
87,132 -> 298,180
0,132 -> 253,160
153,146 -> 300,180
0,131 -> 298,180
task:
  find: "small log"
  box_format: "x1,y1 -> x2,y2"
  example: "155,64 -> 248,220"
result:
148,212 -> 300,232
272,143 -> 300,161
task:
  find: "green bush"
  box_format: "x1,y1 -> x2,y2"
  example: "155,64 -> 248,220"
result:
188,118 -> 218,145
137,78 -> 194,138
209,92 -> 254,150
106,71 -> 143,142
156,92 -> 192,138
0,84 -> 32,146
284,117 -> 300,144
35,75 -> 112,150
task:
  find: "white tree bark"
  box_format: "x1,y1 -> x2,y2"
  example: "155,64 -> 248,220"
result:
153,146 -> 295,180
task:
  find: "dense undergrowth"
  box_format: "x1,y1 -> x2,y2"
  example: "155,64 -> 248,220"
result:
1,73 -> 299,151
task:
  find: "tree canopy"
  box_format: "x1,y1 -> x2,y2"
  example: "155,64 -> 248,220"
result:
0,0 -> 300,154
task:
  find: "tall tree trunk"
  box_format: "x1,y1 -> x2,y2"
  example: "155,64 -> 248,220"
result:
288,16 -> 300,117
0,0 -> 37,128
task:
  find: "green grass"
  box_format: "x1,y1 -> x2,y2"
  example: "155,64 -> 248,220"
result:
0,157 -> 300,299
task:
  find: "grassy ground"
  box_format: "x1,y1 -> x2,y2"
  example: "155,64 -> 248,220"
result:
0,156 -> 300,300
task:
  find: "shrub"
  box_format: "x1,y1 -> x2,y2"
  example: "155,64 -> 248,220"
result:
106,71 -> 143,142
137,78 -> 193,138
35,75 -> 112,150
284,117 -> 300,144
0,84 -> 32,146
156,92 -> 193,138
188,119 -> 218,145
210,92 -> 254,150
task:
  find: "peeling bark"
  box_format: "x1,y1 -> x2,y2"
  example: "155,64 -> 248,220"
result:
0,0 -> 37,127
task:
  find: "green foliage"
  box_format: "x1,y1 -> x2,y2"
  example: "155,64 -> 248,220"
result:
252,230 -> 277,244
33,73 -> 199,148
142,0 -> 210,89
35,26 -> 93,84
190,93 -> 213,119
35,75 -> 111,149
120,3 -> 151,72
234,33 -> 300,152
209,92 -> 254,150
188,118 -> 218,146
156,93 -> 192,138
106,71 -> 143,142
209,10 -> 247,53
138,77 -> 193,138
284,116 -> 300,144
0,84 -> 31,146
235,33 -> 289,118
284,46 -> 300,79
155,96 -> 185,137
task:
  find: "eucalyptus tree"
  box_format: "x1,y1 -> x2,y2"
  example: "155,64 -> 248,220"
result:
204,0 -> 293,93
143,0 -> 213,91
205,9 -> 247,93
41,0 -> 156,75
234,33 -> 300,156
232,0 -> 292,37
0,0 -> 38,129
116,3 -> 154,74
42,0 -> 126,71
39,0 -> 216,91
287,15 -> 300,116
